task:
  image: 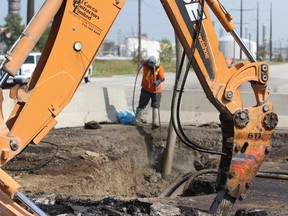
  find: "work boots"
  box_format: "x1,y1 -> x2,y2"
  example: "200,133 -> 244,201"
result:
135,108 -> 144,125
151,108 -> 159,129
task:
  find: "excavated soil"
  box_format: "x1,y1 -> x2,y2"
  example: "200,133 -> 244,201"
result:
3,123 -> 288,215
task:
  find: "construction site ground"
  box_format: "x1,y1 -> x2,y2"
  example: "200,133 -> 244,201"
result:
3,123 -> 288,216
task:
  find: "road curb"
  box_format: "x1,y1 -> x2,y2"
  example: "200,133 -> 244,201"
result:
2,87 -> 287,128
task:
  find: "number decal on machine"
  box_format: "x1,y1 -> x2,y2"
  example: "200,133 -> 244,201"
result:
183,0 -> 207,22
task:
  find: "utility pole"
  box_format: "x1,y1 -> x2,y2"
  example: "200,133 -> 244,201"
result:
262,25 -> 266,45
27,0 -> 35,25
138,0 -> 142,68
269,2 -> 272,61
240,0 -> 243,60
236,0 -> 254,60
256,1 -> 259,60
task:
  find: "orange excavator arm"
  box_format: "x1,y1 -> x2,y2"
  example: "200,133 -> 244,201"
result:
162,0 -> 277,214
0,0 -> 277,215
0,0 -> 125,215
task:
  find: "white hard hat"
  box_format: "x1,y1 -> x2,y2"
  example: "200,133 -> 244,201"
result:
147,56 -> 156,68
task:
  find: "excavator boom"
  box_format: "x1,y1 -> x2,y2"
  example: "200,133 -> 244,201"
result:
0,0 -> 125,215
0,0 -> 277,215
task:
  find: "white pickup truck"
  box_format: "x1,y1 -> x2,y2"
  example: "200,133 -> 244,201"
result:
1,52 -> 93,85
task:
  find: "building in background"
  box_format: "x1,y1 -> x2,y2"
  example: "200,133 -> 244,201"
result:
8,0 -> 21,15
219,34 -> 257,60
274,46 -> 288,61
120,36 -> 160,59
98,40 -> 118,57
98,36 -> 161,60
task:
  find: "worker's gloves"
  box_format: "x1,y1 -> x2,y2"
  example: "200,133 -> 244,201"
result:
153,80 -> 161,86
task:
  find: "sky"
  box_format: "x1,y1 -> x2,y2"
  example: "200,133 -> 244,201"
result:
0,0 -> 287,48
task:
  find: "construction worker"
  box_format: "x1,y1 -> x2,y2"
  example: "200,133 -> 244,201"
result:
135,56 -> 165,129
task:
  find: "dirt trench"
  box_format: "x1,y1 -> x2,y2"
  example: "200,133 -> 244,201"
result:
3,123 -> 288,215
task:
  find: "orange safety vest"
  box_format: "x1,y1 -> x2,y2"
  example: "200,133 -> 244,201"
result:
141,64 -> 165,94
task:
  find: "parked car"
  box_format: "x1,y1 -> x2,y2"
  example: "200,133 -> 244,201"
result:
13,52 -> 41,84
83,63 -> 93,83
1,53 -> 93,85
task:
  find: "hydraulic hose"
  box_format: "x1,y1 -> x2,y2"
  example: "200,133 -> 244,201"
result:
132,65 -> 143,114
170,0 -> 226,156
161,168 -> 288,198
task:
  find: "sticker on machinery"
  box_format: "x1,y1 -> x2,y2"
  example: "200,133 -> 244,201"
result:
72,0 -> 102,35
181,0 -> 207,22
176,0 -> 215,80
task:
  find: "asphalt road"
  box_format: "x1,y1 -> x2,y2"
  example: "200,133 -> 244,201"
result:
88,63 -> 288,94
268,63 -> 288,93
4,63 -> 287,94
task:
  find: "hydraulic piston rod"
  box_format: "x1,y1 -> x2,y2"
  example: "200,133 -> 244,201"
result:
14,191 -> 47,216
230,29 -> 257,62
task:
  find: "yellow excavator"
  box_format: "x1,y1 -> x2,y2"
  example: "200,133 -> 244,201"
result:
0,0 -> 278,215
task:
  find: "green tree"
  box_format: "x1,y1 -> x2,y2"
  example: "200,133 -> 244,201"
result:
1,13 -> 51,53
256,51 -> 267,61
159,38 -> 174,63
276,54 -> 283,62
2,13 -> 25,52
